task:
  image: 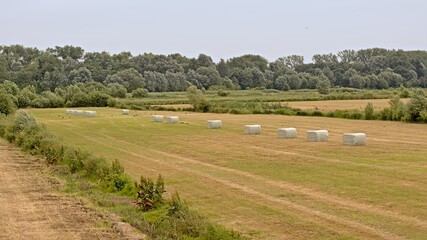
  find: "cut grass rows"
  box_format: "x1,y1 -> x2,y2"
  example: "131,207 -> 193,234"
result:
30,108 -> 427,239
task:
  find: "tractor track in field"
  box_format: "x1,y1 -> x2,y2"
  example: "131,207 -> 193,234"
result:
192,134 -> 427,170
0,141 -> 144,240
60,126 -> 408,239
99,133 -> 427,228
62,122 -> 427,226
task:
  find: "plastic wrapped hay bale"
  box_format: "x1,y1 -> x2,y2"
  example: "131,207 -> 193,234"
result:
152,115 -> 164,122
87,111 -> 96,117
207,120 -> 222,129
75,110 -> 83,116
122,109 -> 130,115
343,133 -> 366,146
65,109 -> 71,115
307,130 -> 328,142
166,116 -> 179,124
278,128 -> 297,139
245,125 -> 261,135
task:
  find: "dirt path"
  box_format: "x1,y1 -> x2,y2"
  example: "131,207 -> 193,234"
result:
0,141 -> 144,240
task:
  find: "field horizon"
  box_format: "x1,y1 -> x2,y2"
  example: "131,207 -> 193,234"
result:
29,107 -> 427,239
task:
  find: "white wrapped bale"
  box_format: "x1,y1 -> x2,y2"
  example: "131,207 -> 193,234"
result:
152,115 -> 164,122
75,110 -> 83,116
166,116 -> 179,124
69,110 -> 76,115
207,120 -> 222,129
307,130 -> 329,142
65,109 -> 71,115
245,125 -> 261,135
278,128 -> 297,139
122,109 -> 130,115
83,111 -> 96,117
343,133 -> 366,146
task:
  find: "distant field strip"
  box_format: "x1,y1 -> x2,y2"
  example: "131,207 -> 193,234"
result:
284,98 -> 410,112
31,108 -> 427,239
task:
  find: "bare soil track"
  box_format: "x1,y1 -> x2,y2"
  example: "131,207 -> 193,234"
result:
0,141 -> 143,240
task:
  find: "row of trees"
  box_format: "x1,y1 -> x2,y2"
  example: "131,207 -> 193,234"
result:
1,45 -> 426,94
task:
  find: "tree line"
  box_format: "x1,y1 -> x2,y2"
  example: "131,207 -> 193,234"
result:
0,45 -> 426,94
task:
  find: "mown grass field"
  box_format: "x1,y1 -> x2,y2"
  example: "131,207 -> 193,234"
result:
29,107 -> 427,239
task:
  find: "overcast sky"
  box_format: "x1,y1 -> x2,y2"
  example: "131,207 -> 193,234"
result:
1,0 -> 426,62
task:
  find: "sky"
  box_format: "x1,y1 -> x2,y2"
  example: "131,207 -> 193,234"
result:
1,0 -> 426,62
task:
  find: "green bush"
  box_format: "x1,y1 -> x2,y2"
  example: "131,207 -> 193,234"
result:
0,90 -> 16,115
217,89 -> 230,97
132,88 -> 149,98
365,102 -> 374,120
88,91 -> 110,107
135,174 -> 166,211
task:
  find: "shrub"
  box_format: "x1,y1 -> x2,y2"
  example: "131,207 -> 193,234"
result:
132,88 -> 149,98
365,102 -> 374,120
405,89 -> 427,122
88,91 -> 110,107
135,174 -> 166,211
0,91 -> 16,115
70,92 -> 90,107
187,86 -> 210,112
107,98 -> 117,107
217,89 -> 230,97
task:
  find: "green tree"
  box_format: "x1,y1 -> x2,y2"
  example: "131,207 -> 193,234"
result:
68,67 -> 93,84
349,75 -> 366,89
282,55 -> 304,69
115,68 -> 145,92
187,86 -> 209,112
364,102 -> 374,120
0,56 -> 12,82
316,75 -> 330,94
405,89 -> 427,121
378,72 -> 404,88
132,88 -> 149,98
0,90 -> 16,115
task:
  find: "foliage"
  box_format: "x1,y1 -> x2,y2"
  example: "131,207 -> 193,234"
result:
187,86 -> 210,112
364,102 -> 374,120
134,174 -> 165,211
0,90 -> 16,115
406,89 -> 427,121
132,88 -> 149,98
1,45 -> 427,93
316,75 -> 330,94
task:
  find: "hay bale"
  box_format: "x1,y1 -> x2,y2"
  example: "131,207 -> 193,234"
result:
343,133 -> 366,146
152,115 -> 164,122
207,120 -> 222,129
245,125 -> 261,135
83,111 -> 96,117
166,116 -> 179,124
307,130 -> 328,142
278,128 -> 297,139
122,109 -> 130,115
88,111 -> 96,117
75,110 -> 83,116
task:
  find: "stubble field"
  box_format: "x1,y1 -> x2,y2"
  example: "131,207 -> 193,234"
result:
29,107 -> 427,239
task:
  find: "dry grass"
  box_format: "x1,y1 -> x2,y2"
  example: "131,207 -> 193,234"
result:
29,107 -> 427,239
283,98 -> 410,112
